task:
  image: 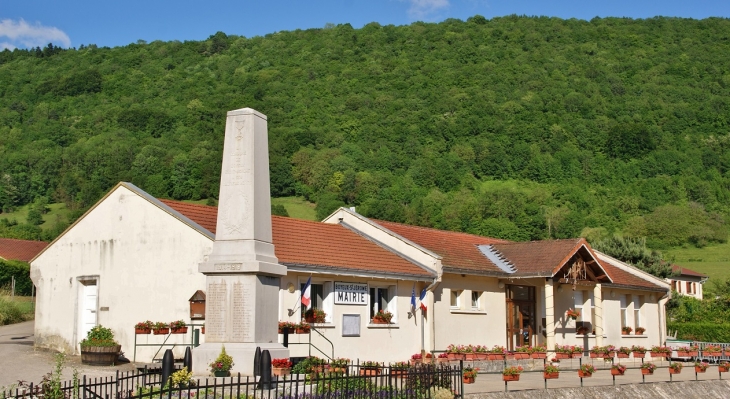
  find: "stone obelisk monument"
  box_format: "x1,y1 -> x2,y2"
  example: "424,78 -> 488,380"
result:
192,108 -> 288,375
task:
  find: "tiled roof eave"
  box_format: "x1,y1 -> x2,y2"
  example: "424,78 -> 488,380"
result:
603,282 -> 669,293
442,266 -> 516,278
283,262 -> 435,281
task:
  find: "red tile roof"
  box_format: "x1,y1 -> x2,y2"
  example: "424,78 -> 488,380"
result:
491,239 -> 586,277
0,238 -> 48,262
159,200 -> 432,277
671,265 -> 708,278
599,260 -> 667,291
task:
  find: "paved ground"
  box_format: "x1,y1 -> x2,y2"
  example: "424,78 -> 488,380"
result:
0,321 -> 136,390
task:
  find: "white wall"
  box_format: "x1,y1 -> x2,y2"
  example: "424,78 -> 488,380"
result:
31,186 -> 212,361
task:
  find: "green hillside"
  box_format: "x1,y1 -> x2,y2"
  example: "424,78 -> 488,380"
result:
665,243 -> 730,280
1,16 -> 729,257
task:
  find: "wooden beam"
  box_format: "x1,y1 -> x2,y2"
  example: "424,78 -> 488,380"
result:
558,278 -> 597,287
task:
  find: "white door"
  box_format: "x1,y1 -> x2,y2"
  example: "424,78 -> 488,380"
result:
80,282 -> 98,340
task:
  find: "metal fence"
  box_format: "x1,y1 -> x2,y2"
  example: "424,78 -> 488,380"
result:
2,363 -> 463,399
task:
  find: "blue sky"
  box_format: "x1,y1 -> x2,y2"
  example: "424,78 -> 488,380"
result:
2,0 -> 729,50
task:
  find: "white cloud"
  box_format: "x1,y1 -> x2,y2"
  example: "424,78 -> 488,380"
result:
0,42 -> 16,51
406,0 -> 450,20
0,19 -> 71,49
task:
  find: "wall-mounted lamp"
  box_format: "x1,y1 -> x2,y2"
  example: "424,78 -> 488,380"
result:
611,291 -> 616,298
498,282 -> 505,289
287,282 -> 295,293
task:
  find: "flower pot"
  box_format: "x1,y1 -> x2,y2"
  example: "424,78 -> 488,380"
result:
514,353 -> 530,360
724,350 -> 730,357
531,352 -> 547,359
622,331 -> 629,335
676,351 -> 690,357
607,352 -> 616,358
201,327 -> 205,334
295,328 -> 309,334
214,370 -> 230,377
410,359 -> 422,366
571,353 -> 582,358
669,368 -> 681,375
617,353 -> 630,358
543,372 -> 559,379
475,353 -> 488,360
641,369 -> 653,375
695,366 -> 706,373
719,366 -> 729,373
464,353 -> 476,360
489,354 -> 505,361
578,371 -> 592,378
437,358 -> 450,364
135,328 -> 151,334
360,368 -> 381,376
391,370 -> 408,377
371,319 -> 389,324
80,345 -> 122,366
590,353 -> 599,358
706,351 -> 721,357
171,327 -> 188,334
555,353 -> 570,359
463,376 -> 475,384
611,369 -> 625,376
688,351 -> 698,357
502,374 -> 520,382
633,352 -> 645,358
273,367 -> 291,376
153,328 -> 169,335
330,367 -> 347,374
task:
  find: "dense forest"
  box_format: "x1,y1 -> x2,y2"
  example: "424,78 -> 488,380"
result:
1,15 -> 729,252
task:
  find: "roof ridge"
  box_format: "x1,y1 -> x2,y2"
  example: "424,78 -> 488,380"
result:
374,219 -> 512,242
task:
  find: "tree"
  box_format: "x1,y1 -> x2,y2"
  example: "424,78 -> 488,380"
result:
591,235 -> 674,278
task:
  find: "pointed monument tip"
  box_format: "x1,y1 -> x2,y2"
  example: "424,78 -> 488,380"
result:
227,107 -> 267,120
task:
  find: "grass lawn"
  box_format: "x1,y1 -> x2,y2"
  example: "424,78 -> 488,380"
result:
0,203 -> 72,231
664,242 -> 730,281
181,197 -> 317,221
0,295 -> 34,325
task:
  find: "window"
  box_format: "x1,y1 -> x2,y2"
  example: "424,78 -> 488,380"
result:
574,291 -> 584,323
671,280 -> 677,292
301,281 -> 333,323
686,281 -> 692,294
450,290 -> 462,308
370,287 -> 389,318
620,295 -> 628,329
633,295 -> 643,329
471,291 -> 481,310
301,282 -> 324,319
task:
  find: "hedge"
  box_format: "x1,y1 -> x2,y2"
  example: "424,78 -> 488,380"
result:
0,259 -> 33,296
667,322 -> 730,343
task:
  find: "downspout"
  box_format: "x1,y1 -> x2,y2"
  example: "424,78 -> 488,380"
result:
658,290 -> 671,344
426,276 -> 442,354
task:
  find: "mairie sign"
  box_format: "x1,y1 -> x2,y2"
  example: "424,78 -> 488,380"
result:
334,282 -> 368,305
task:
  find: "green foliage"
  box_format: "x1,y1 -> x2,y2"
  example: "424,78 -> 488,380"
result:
271,204 -> 289,217
0,16 -> 729,255
210,345 -> 234,372
0,293 -> 30,325
667,321 -> 730,343
590,235 -> 674,278
0,259 -> 33,295
79,325 -> 118,347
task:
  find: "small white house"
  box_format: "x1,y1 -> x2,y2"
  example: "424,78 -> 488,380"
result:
31,182 -> 671,368
667,265 -> 708,300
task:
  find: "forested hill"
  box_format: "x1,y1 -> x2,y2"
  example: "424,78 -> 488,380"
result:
1,16 -> 729,250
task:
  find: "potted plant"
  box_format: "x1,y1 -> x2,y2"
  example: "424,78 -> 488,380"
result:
330,358 -> 350,373
544,364 -> 560,379
676,346 -> 692,357
502,366 -> 523,382
571,345 -> 583,358
719,361 -> 730,373
566,308 -> 580,320
489,345 -> 507,361
390,361 -> 409,377
635,326 -> 646,335
578,364 -> 595,378
631,345 -> 647,358
295,322 -> 311,334
590,345 -> 607,359
272,358 -> 293,376
436,353 -> 450,364
514,346 -> 531,360
621,326 -> 633,335
360,361 -> 382,376
152,321 -> 169,335
704,345 -> 722,356
210,345 -> 234,377
170,320 -> 188,334
576,326 -> 589,335
463,345 -> 475,360
168,367 -> 195,388
410,353 -> 423,365
530,345 -> 547,359
423,352 -> 434,364
611,364 -> 627,376
725,347 -> 730,357
688,345 -> 699,356
650,346 -> 671,359
80,325 -> 121,366
554,345 -> 571,359
304,308 -> 326,323
463,366 -> 478,384
641,362 -> 657,375
278,321 -> 296,334
474,345 -> 488,360
372,310 -> 393,324
617,346 -> 631,358
134,320 -> 153,334
669,362 -> 683,375
695,361 -> 710,373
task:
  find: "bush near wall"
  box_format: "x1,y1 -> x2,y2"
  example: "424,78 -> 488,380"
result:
668,322 -> 730,343
0,259 -> 33,295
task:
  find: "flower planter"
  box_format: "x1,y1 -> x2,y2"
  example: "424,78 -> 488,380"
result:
330,367 -> 347,374
410,359 -> 421,366
391,370 -> 408,377
589,353 -> 600,358
641,369 -> 653,375
688,351 -> 698,357
706,351 -> 721,357
135,328 -> 151,334
543,372 -> 559,379
295,328 -> 309,334
555,353 -> 570,359
695,367 -> 707,373
201,327 -> 205,334
611,369 -> 625,376
171,327 -> 188,334
360,368 -> 381,376
153,328 -> 169,335
632,352 -> 646,358
719,366 -> 729,373
502,374 -> 520,382
273,367 -> 291,376
437,358 -> 450,365
463,376 -> 475,384
447,353 -> 465,360
531,352 -> 547,359
371,319 -> 389,325
514,353 -> 530,360
80,345 -> 122,366
475,353 -> 488,360
464,353 -> 476,360
617,353 -> 630,358
578,371 -> 592,378
724,350 -> 730,357
214,370 -> 230,377
669,368 -> 681,375
489,354 -> 505,361
571,353 -> 582,358
676,351 -> 690,357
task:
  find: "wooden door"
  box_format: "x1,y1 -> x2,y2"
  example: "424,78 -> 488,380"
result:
506,286 -> 536,350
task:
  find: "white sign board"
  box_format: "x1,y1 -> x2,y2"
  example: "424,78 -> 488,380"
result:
334,282 -> 368,305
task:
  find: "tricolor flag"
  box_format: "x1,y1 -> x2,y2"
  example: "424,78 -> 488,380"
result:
419,288 -> 428,312
410,283 -> 417,315
301,277 -> 312,310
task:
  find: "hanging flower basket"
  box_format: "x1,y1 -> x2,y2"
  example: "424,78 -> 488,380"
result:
669,368 -> 681,375
641,368 -> 653,375
153,328 -> 170,335
135,328 -> 151,334
171,327 -> 188,334
531,352 -> 547,359
543,372 -> 559,379
633,351 -> 646,358
578,370 -> 592,378
463,376 -> 475,384
502,374 -> 520,382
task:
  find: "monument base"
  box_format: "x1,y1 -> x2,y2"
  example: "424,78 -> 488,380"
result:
192,342 -> 289,376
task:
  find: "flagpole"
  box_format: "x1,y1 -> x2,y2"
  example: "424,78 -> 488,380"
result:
420,306 -> 425,357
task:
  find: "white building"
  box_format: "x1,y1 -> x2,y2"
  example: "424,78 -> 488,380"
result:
30,182 -> 671,371
667,265 -> 708,300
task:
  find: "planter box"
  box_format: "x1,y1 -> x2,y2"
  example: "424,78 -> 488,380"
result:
463,376 -> 475,384
669,368 -> 681,375
617,353 -> 630,358
724,350 -> 730,357
611,369 -> 625,376
514,353 -> 530,360
214,370 -> 230,377
153,328 -> 169,335
543,372 -> 559,379
475,353 -> 488,360
447,353 -> 465,360
390,370 -> 408,377
571,353 -> 582,358
688,351 -> 698,357
531,352 -> 547,359
295,328 -> 310,334
371,319 -> 389,325
273,367 -> 291,376
695,367 -> 707,373
488,354 -> 505,361
502,374 -> 520,382
81,345 -> 121,366
676,351 -> 690,357
632,352 -> 646,358
135,328 -> 151,334
464,353 -> 476,360
171,327 -> 188,334
705,352 -> 722,357
555,353 -> 570,359
578,371 -> 592,378
719,366 -> 729,373
641,369 -> 653,375
360,368 -> 381,376
437,358 -> 450,364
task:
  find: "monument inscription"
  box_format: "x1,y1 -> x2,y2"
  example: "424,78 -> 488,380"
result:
231,282 -> 253,341
206,282 -> 227,341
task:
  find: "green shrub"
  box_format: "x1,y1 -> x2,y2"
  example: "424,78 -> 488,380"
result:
79,325 -> 118,347
668,322 -> 730,343
0,295 -> 26,325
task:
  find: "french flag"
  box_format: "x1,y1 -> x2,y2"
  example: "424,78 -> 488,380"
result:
419,288 -> 427,312
301,277 -> 312,310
